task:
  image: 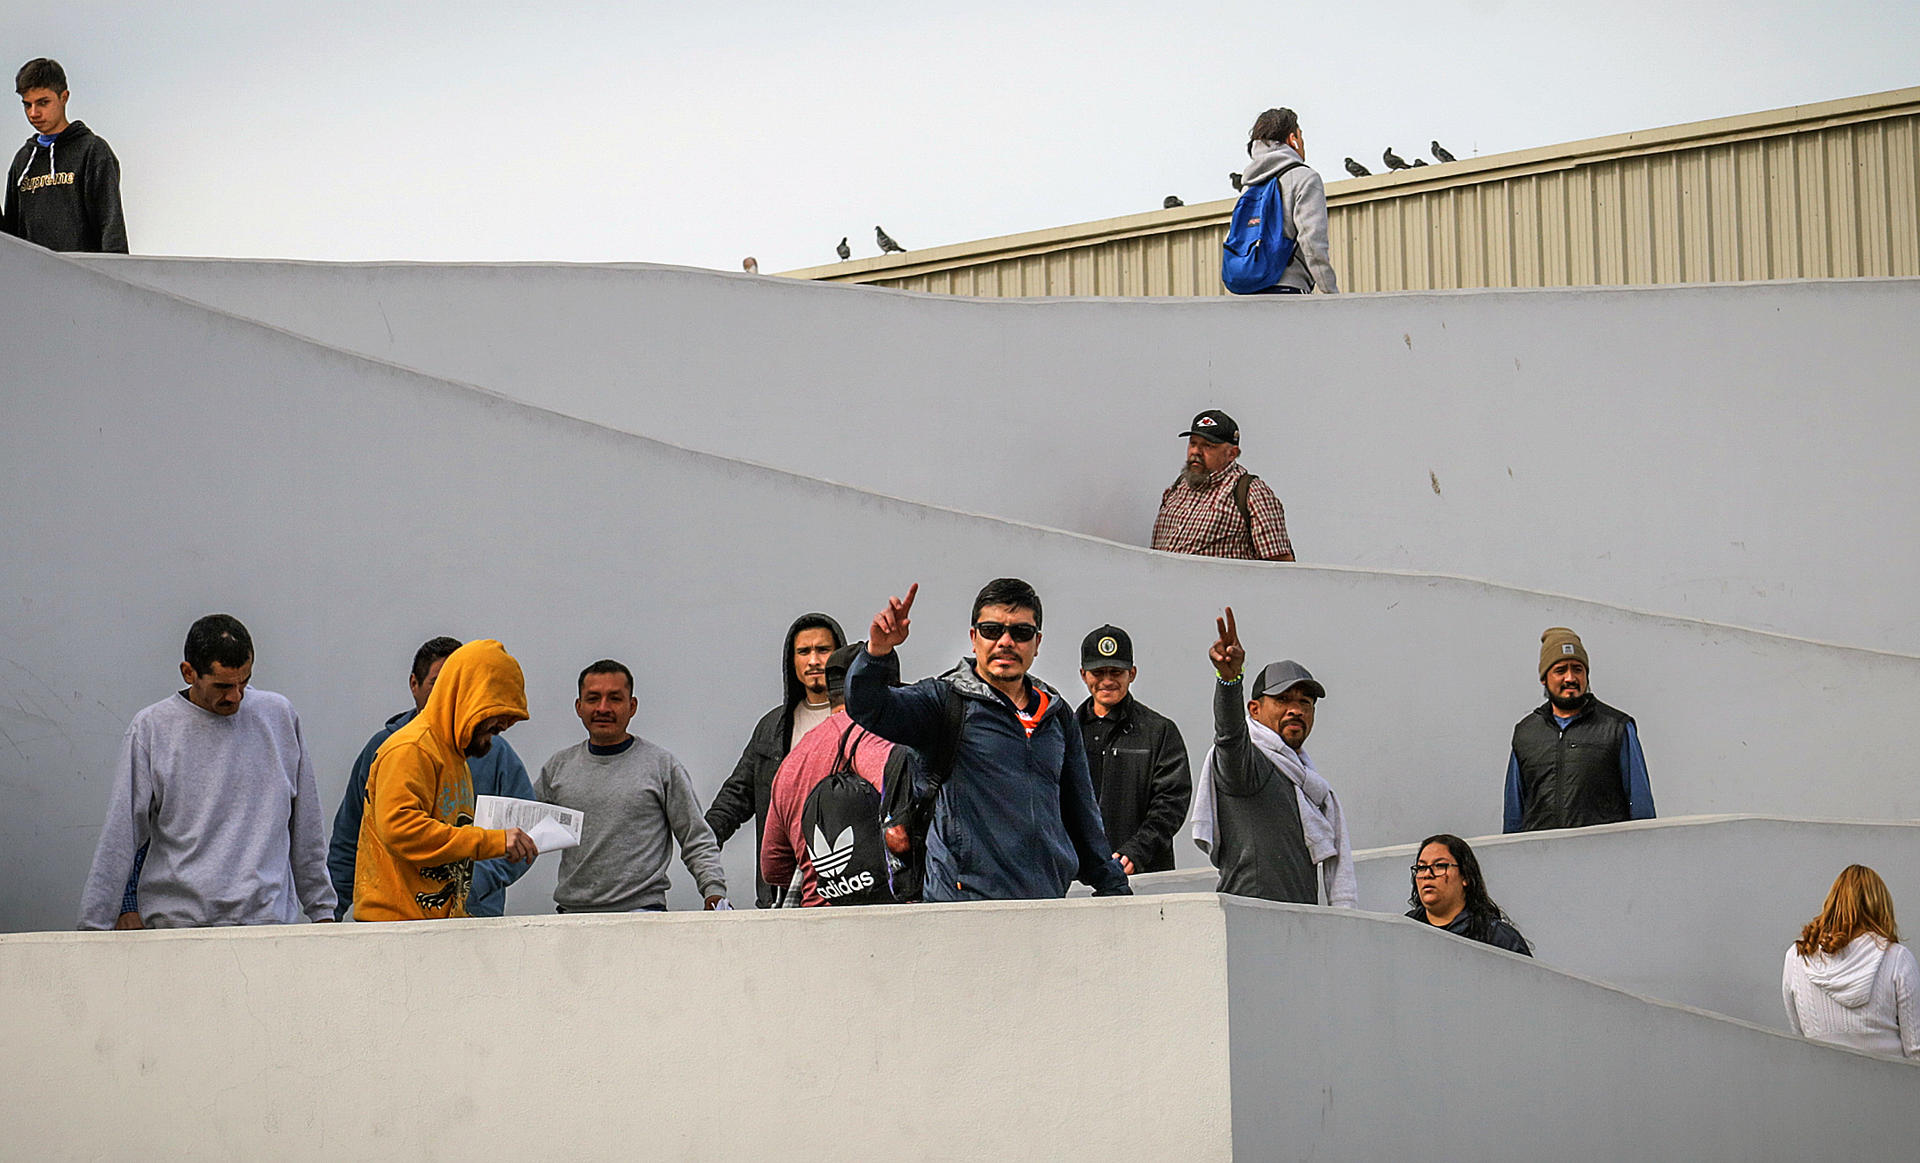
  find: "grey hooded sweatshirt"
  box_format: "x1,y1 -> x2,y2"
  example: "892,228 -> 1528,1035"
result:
1241,141 -> 1338,293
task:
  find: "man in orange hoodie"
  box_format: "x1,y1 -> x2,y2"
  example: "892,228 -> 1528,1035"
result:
354,639 -> 537,921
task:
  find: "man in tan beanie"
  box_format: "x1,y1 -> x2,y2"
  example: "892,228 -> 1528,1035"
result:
1502,627 -> 1655,832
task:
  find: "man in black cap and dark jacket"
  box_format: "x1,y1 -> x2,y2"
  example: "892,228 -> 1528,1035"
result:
1075,624 -> 1192,875
707,612 -> 846,906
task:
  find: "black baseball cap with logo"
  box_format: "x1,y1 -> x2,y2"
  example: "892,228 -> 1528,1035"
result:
1080,624 -> 1135,670
1179,409 -> 1240,445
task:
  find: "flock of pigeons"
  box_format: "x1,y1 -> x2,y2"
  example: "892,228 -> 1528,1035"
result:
819,140 -> 1462,265
1345,139 -> 1457,178
1225,139 -> 1459,193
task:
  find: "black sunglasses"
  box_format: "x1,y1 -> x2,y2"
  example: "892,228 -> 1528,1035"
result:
973,621 -> 1039,643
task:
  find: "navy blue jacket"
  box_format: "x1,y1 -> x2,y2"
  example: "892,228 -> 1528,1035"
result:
327,708 -> 535,918
847,651 -> 1129,901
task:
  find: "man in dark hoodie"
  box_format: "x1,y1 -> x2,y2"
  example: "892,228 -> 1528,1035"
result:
5,58 -> 126,253
847,578 -> 1129,902
327,637 -> 536,918
707,612 -> 846,907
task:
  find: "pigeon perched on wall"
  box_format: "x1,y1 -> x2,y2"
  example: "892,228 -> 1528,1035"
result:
742,256 -> 759,274
1229,172 -> 1243,191
835,237 -> 851,261
1383,147 -> 1411,171
1431,140 -> 1456,164
1163,195 -> 1184,209
1411,158 -> 1428,167
1344,157 -> 1371,178
875,226 -> 906,254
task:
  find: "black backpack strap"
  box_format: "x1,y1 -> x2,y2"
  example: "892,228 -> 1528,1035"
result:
927,683 -> 966,789
831,723 -> 866,775
1233,472 -> 1260,548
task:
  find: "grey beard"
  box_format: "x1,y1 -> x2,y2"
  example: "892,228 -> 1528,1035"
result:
1180,466 -> 1209,488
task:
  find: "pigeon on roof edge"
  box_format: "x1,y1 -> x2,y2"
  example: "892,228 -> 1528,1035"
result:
876,226 -> 906,254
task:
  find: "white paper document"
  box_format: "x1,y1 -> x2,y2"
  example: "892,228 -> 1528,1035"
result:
473,795 -> 584,853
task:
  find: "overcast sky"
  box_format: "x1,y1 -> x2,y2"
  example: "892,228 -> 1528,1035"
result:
5,1 -> 1914,272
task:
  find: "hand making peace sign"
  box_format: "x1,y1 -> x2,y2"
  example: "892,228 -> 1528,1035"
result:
1210,605 -> 1246,681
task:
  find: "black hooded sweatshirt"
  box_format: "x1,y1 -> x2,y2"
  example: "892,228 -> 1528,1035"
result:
4,121 -> 128,253
706,612 -> 846,907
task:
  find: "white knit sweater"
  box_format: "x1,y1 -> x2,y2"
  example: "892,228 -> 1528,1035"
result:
1781,934 -> 1919,1060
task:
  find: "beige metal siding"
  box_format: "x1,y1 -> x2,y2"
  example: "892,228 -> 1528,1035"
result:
786,87 -> 1920,296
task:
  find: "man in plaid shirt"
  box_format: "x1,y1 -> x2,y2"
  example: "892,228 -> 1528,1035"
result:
1151,409 -> 1295,561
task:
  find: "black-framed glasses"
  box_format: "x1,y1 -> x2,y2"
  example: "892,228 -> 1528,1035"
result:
1411,861 -> 1458,878
973,621 -> 1039,643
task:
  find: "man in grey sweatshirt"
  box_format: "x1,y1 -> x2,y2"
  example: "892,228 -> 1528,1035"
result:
1239,106 -> 1339,294
77,615 -> 336,929
535,659 -> 728,912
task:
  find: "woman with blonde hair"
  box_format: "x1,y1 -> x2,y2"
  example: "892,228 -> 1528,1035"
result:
1782,864 -> 1917,1059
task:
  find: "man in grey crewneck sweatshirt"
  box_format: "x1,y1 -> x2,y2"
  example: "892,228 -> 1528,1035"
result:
535,659 -> 728,912
77,614 -> 335,929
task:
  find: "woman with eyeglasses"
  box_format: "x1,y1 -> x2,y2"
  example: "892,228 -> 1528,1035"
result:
1405,833 -> 1530,955
1782,864 -> 1918,1059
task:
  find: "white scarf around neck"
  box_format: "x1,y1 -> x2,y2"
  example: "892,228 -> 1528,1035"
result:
1192,715 -> 1356,908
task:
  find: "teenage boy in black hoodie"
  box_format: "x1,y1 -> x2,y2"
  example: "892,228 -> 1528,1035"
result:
707,612 -> 846,906
5,58 -> 127,253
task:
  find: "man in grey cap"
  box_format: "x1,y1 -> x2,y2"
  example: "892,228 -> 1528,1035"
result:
1190,607 -> 1354,906
1150,409 -> 1295,561
1076,624 -> 1192,875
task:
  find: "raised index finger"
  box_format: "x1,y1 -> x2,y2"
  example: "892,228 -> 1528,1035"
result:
898,582 -> 919,614
1223,606 -> 1238,643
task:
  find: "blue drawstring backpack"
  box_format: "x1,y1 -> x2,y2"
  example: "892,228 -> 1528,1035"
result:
1220,161 -> 1304,294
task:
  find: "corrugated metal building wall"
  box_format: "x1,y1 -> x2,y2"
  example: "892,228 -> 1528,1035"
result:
784,86 -> 1920,296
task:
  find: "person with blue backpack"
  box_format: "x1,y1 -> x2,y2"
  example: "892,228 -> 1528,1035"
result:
1221,107 -> 1338,295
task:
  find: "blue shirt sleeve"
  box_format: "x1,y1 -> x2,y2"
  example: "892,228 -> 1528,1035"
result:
1621,722 -> 1655,820
1503,751 -> 1523,833
328,732 -> 385,920
470,742 -> 538,910
119,841 -> 149,915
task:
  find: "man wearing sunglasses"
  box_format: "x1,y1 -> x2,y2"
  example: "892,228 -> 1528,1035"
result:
846,578 -> 1130,901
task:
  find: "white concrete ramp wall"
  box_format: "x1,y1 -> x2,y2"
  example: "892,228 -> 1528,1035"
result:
1134,816 -> 1920,1030
81,254 -> 1920,652
1219,897 -> 1916,1159
1,896 -> 1909,1160
6,238 -> 1920,933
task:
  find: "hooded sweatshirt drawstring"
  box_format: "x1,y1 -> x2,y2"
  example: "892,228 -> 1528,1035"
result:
16,137 -> 56,189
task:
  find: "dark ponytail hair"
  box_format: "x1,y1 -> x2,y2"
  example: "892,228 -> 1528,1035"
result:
1248,107 -> 1299,152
